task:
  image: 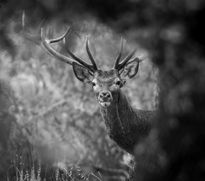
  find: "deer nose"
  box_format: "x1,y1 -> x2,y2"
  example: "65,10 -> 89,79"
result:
99,91 -> 111,99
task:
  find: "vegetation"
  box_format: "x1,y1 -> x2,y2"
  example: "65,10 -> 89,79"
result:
0,15 -> 156,181
1,0 -> 205,181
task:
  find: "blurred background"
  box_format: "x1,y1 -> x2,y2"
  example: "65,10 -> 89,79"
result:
0,1 -> 157,180
0,0 -> 205,181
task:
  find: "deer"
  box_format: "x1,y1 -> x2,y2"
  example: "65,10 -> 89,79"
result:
36,27 -> 155,155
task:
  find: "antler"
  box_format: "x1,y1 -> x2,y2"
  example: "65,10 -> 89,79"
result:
22,12 -> 98,72
114,39 -> 137,71
41,28 -> 98,72
40,27 -> 74,65
86,37 -> 98,70
65,36 -> 98,72
116,49 -> 137,70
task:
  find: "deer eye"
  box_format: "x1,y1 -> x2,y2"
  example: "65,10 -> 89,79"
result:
92,82 -> 96,87
115,80 -> 122,86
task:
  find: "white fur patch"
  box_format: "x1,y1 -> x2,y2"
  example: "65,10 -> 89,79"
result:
100,101 -> 111,107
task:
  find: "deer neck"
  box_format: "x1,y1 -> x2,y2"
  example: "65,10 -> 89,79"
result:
100,90 -> 133,131
100,90 -> 152,154
100,90 -> 137,152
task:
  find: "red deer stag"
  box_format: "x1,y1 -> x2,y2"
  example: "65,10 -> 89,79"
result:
40,28 -> 155,155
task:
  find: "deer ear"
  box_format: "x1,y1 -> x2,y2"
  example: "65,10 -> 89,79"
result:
120,58 -> 140,79
72,62 -> 94,83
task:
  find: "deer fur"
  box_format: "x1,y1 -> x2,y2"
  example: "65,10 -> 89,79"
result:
39,28 -> 156,155
100,89 -> 154,154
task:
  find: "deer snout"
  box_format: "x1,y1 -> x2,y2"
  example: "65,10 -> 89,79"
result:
100,91 -> 111,98
98,91 -> 113,107
98,91 -> 112,102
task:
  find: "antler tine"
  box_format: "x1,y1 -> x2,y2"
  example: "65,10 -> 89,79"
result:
41,27 -> 73,65
41,28 -> 95,71
66,47 -> 94,71
117,49 -> 136,70
86,37 -> 98,70
22,12 -> 93,70
114,37 -> 124,69
48,27 -> 70,43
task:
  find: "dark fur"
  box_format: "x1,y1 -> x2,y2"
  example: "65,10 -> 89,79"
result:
100,90 -> 155,154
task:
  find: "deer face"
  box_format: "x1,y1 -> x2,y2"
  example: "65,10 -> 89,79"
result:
40,27 -> 141,107
91,69 -> 123,107
72,59 -> 139,107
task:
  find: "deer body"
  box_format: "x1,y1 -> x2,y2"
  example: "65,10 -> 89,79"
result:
37,28 -> 155,154
100,89 -> 154,154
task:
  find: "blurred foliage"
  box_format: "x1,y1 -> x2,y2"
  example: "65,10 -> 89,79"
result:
1,0 -> 205,181
0,16 -> 157,180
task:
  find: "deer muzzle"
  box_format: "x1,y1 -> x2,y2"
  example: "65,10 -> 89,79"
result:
98,90 -> 113,107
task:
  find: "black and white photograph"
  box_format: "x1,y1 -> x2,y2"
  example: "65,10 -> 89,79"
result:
0,0 -> 204,180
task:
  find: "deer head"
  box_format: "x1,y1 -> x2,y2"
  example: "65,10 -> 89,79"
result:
40,28 -> 141,107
